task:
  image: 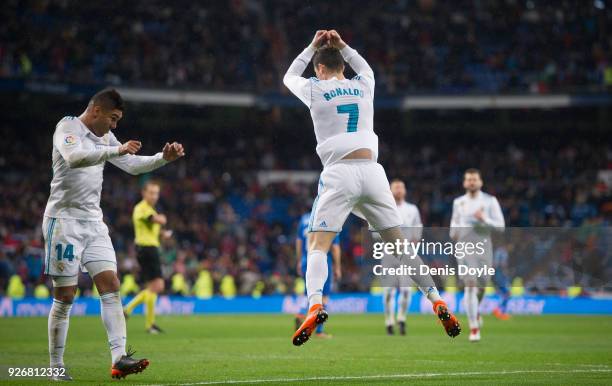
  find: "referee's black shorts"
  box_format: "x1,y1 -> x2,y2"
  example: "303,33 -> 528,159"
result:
136,246 -> 163,282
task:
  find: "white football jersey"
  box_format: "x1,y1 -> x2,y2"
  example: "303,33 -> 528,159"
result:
284,45 -> 378,167
449,191 -> 505,241
397,201 -> 422,227
44,116 -> 168,220
397,201 -> 423,242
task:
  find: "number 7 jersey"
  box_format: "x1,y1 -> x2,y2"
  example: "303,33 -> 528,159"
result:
283,45 -> 379,167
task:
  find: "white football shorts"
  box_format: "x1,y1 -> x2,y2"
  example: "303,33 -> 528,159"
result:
42,216 -> 117,287
308,159 -> 403,233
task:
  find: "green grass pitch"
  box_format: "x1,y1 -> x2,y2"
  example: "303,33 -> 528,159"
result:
1,313 -> 611,385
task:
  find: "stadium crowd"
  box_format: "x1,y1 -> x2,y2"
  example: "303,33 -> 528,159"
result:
0,105 -> 610,297
1,0 -> 611,94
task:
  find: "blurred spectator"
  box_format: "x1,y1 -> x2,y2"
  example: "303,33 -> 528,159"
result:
0,98 -> 610,296
1,0 -> 610,94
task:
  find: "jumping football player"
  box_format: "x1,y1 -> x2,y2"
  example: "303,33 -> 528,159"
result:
284,30 -> 460,346
43,88 -> 185,379
295,210 -> 341,338
450,168 -> 505,342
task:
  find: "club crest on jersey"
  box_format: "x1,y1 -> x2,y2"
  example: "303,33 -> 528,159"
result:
64,135 -> 78,146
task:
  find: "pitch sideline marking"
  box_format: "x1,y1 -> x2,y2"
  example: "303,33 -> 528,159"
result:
153,368 -> 612,385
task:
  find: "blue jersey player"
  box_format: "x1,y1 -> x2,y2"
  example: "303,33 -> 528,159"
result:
492,245 -> 512,320
295,212 -> 341,338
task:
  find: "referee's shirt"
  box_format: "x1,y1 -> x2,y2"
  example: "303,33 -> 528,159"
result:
133,200 -> 161,247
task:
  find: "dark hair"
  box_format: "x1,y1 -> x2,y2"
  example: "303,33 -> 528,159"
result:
390,178 -> 405,185
90,88 -> 124,111
464,168 -> 481,177
312,46 -> 344,72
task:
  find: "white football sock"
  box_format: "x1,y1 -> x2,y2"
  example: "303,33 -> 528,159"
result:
48,299 -> 73,367
100,292 -> 127,364
464,287 -> 479,329
382,287 -> 396,326
417,285 -> 442,303
306,250 -> 328,309
379,230 -> 441,305
397,287 -> 412,322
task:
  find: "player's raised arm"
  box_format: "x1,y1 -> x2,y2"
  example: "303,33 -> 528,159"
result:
283,30 -> 328,106
328,30 -> 375,92
53,119 -> 125,168
108,133 -> 185,175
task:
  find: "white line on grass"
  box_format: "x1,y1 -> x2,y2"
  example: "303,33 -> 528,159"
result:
153,368 -> 612,385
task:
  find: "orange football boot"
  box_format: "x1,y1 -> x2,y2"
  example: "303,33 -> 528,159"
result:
110,347 -> 149,379
292,304 -> 328,346
433,300 -> 461,338
492,307 -> 511,320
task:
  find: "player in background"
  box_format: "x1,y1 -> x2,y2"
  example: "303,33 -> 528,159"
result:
450,168 -> 505,342
382,179 -> 423,336
295,211 -> 341,338
283,30 -> 460,346
492,244 -> 512,320
43,88 -> 185,379
124,180 -> 173,333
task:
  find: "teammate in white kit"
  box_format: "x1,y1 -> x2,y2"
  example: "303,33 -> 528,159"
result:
43,89 -> 185,380
382,179 -> 423,336
284,30 -> 460,346
450,168 -> 505,342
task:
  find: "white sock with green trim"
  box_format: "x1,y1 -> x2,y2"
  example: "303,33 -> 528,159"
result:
306,250 -> 328,309
397,287 -> 412,322
383,287 -> 396,326
464,287 -> 479,329
48,299 -> 72,367
100,292 -> 127,364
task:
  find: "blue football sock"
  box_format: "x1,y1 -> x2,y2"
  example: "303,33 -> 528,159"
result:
498,286 -> 510,313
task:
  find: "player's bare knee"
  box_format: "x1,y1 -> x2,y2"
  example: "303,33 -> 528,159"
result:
378,226 -> 403,244
53,291 -> 76,304
308,231 -> 336,253
53,286 -> 77,303
93,270 -> 121,294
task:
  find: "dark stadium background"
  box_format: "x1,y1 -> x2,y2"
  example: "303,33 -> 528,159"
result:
0,0 -> 610,297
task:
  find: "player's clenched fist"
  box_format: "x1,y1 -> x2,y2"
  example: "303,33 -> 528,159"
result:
310,30 -> 328,49
119,140 -> 142,155
162,142 -> 185,161
327,30 -> 346,49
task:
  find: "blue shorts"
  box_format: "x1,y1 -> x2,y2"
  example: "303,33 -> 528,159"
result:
302,257 -> 333,296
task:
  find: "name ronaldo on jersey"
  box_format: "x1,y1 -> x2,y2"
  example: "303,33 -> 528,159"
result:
323,87 -> 364,101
